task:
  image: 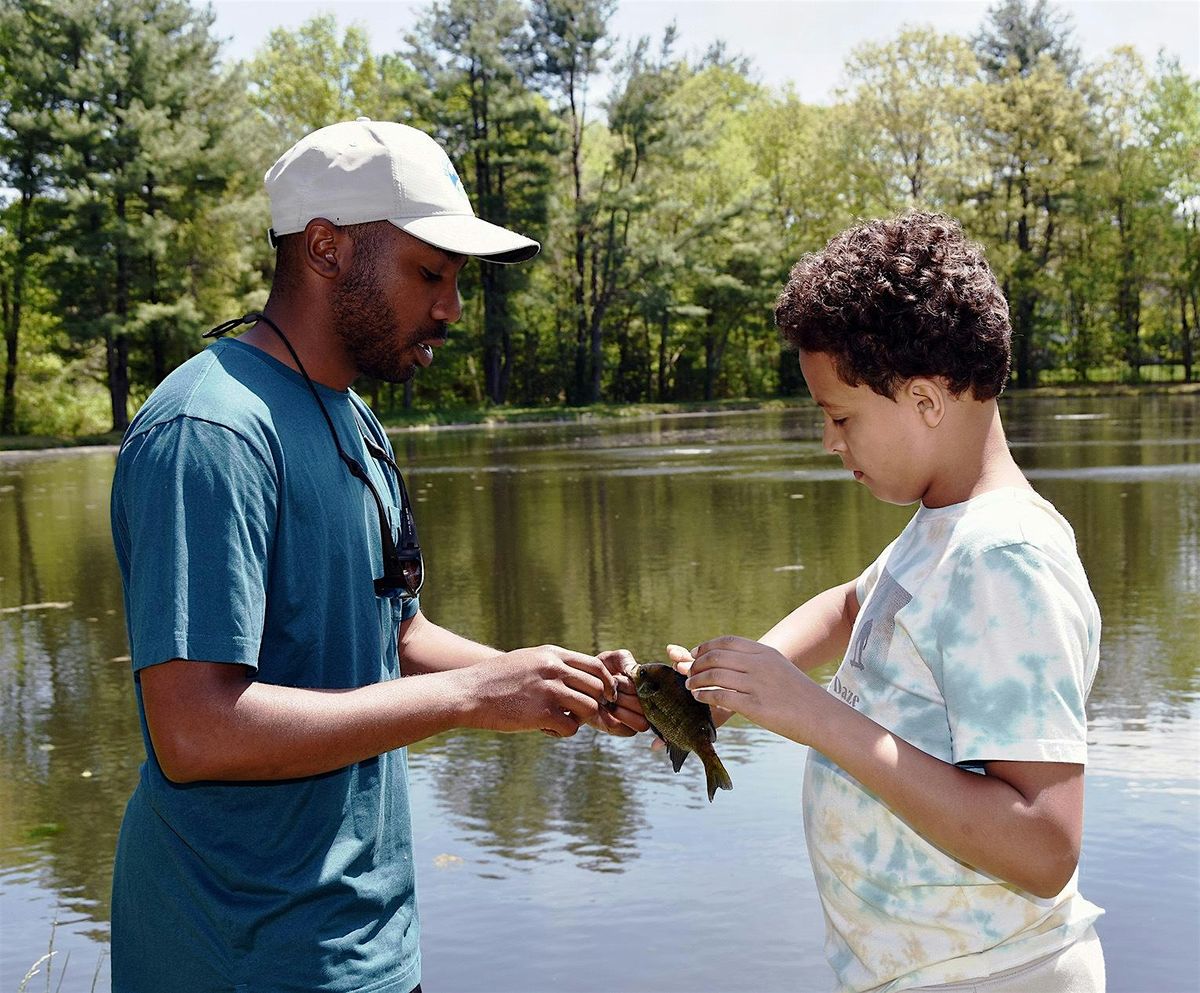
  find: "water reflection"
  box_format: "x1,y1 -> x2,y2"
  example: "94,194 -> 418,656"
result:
1,395 -> 1198,992
411,731 -> 645,873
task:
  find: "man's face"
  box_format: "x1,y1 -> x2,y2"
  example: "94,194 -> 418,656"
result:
799,349 -> 934,506
331,225 -> 466,384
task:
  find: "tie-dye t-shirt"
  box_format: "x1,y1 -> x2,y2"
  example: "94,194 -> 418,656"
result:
802,487 -> 1103,993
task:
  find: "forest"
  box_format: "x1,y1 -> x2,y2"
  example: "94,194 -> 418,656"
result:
1,0 -> 1197,437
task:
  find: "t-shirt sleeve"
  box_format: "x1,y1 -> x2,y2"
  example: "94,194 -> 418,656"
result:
932,542 -> 1094,767
118,416 -> 277,673
856,534 -> 900,609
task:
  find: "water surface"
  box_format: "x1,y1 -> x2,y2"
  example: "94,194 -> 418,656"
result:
1,395 -> 1197,992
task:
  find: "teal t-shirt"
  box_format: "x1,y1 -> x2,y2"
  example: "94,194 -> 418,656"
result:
109,337 -> 421,993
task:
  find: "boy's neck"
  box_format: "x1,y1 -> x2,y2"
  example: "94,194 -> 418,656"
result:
922,400 -> 1030,509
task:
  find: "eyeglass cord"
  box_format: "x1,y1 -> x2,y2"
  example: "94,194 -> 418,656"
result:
203,312 -> 413,591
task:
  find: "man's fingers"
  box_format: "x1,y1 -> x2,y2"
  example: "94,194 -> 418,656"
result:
606,699 -> 650,733
559,650 -> 618,703
541,702 -> 584,738
558,666 -> 616,708
591,708 -> 640,737
686,661 -> 751,715
558,687 -> 606,727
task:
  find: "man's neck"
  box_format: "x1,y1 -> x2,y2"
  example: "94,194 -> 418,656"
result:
237,299 -> 354,391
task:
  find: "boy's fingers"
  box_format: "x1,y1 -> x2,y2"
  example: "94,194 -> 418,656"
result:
666,643 -> 694,673
692,634 -> 756,658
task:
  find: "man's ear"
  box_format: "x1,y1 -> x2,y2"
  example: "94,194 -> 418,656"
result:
908,377 -> 948,427
301,218 -> 348,280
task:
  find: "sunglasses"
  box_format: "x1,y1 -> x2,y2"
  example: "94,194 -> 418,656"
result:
349,421 -> 425,600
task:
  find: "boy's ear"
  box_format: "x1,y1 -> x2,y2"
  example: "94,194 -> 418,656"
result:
907,377 -> 947,428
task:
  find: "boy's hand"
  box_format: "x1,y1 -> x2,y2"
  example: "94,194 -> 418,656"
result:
586,649 -> 650,736
665,643 -> 734,734
678,636 -> 820,742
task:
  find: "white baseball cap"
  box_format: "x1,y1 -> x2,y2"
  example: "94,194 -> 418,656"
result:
264,117 -> 540,264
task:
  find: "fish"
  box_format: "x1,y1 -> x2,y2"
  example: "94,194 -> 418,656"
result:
623,659 -> 733,802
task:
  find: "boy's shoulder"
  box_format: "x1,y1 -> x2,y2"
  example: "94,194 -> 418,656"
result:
912,486 -> 1081,566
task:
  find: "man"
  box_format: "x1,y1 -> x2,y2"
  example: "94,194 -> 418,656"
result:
109,118 -> 647,993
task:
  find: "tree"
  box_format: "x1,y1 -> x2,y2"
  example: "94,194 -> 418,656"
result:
973,0 -> 1079,82
42,0 -> 255,431
247,15 -> 424,147
0,0 -> 75,434
529,0 -> 616,403
1145,57 -> 1200,382
1082,49 -> 1164,380
841,28 -> 981,211
407,0 -> 558,404
970,0 -> 1088,387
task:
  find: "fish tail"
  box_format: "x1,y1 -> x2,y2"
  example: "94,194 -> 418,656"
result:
702,752 -> 733,803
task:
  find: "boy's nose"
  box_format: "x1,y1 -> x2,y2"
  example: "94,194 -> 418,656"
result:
822,422 -> 844,454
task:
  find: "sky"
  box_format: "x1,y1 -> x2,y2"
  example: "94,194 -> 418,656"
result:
208,0 -> 1200,104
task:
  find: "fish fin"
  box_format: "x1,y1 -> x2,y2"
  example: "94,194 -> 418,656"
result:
647,720 -> 668,746
704,753 -> 734,802
667,742 -> 689,773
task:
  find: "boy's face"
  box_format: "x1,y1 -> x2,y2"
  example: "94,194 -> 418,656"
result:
799,349 -> 936,506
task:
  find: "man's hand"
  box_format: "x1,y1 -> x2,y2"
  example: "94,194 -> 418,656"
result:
586,649 -> 650,737
457,645 -> 619,738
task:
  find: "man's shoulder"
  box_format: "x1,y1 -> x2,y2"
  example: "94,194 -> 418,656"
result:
127,341 -> 282,443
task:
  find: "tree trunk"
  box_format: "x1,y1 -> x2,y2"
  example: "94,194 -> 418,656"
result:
482,261 -> 506,404
703,313 -> 716,402
107,329 -> 130,433
1,189 -> 33,436
1013,209 -> 1037,388
656,311 -> 669,401
570,81 -> 590,405
1184,288 -> 1196,385
111,190 -> 131,432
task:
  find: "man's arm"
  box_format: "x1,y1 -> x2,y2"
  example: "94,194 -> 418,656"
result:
396,609 -> 500,673
397,610 -> 648,736
141,642 -> 617,784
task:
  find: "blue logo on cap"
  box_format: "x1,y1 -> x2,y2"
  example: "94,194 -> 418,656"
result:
445,163 -> 461,190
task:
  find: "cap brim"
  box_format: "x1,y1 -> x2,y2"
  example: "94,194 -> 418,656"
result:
393,215 -> 540,264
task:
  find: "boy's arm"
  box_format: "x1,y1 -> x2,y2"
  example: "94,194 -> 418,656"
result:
682,637 -> 1083,899
665,579 -> 860,736
758,578 -> 860,672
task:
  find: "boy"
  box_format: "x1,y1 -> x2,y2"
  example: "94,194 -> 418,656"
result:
676,212 -> 1105,992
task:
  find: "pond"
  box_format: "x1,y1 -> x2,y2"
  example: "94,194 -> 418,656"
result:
1,395 -> 1197,993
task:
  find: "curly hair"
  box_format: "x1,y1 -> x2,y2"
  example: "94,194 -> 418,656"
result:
775,212 -> 1011,399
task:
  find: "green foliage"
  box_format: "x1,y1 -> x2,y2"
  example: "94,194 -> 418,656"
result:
1,0 -> 1197,440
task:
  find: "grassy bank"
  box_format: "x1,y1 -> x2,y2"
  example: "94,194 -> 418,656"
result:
2,381 -> 1197,453
0,431 -> 124,453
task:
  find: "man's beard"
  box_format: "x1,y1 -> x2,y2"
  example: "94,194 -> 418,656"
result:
331,257 -> 446,384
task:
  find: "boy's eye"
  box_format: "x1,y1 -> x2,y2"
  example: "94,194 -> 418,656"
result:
832,417 -> 847,427
420,267 -> 442,283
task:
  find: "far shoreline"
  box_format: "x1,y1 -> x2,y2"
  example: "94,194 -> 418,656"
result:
2,381 -> 1197,457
